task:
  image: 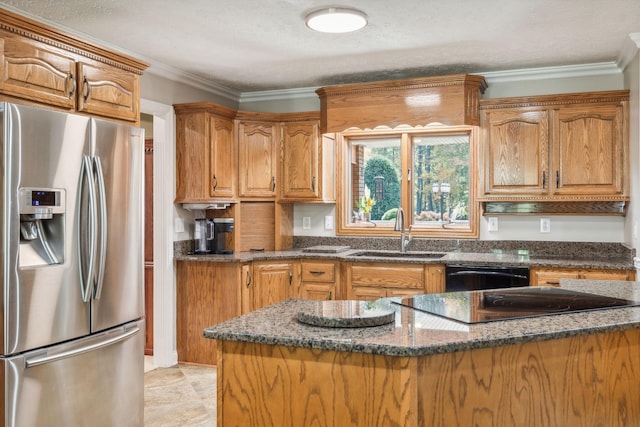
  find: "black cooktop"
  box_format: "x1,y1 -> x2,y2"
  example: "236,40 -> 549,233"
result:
393,286 -> 640,324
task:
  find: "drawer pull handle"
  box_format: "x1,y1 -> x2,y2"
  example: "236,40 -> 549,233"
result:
309,271 -> 325,275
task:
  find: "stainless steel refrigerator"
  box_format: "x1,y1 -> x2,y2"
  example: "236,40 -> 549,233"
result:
1,103 -> 145,426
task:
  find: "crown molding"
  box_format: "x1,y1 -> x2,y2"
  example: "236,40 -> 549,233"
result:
145,63 -> 240,102
239,62 -> 622,103
239,86 -> 320,103
477,62 -> 621,84
617,33 -> 640,71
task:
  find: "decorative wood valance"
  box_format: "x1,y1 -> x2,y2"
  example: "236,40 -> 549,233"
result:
315,74 -> 487,133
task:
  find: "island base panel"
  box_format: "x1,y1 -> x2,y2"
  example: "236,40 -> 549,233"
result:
217,329 -> 640,427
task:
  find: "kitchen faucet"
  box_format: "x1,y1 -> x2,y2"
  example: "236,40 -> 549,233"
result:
394,207 -> 412,253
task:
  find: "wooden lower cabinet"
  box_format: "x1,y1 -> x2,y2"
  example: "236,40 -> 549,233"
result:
344,262 -> 445,300
250,260 -> 299,311
176,261 -> 244,365
299,260 -> 338,300
530,266 -> 635,287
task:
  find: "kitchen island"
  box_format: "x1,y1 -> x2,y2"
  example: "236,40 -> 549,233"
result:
204,280 -> 640,426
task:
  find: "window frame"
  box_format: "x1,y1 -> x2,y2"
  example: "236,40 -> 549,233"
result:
336,125 -> 480,239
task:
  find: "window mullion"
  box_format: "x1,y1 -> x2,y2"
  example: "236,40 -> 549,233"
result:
400,133 -> 412,226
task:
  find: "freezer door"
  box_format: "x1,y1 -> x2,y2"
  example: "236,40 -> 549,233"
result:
90,118 -> 144,332
2,321 -> 144,427
2,103 -> 91,355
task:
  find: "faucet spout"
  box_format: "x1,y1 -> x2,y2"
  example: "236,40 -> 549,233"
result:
395,207 -> 407,253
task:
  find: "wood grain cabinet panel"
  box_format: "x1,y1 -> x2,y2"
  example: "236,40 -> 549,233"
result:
237,121 -> 278,198
530,266 -> 635,286
176,261 -> 243,365
479,91 -> 629,202
0,11 -> 147,122
0,35 -> 77,109
480,108 -> 549,196
251,261 -> 299,311
299,260 -> 338,300
345,262 -> 445,300
552,104 -> 624,196
281,120 -> 319,199
77,60 -> 139,122
174,103 -> 237,203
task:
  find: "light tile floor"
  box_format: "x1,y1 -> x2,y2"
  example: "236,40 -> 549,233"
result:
144,358 -> 216,426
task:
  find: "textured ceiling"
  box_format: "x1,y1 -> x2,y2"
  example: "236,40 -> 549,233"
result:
1,0 -> 639,93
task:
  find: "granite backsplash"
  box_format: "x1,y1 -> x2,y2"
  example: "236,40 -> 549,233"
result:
174,237 -> 635,261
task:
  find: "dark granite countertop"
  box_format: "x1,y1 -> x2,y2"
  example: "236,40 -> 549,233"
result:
175,247 -> 634,270
204,280 -> 640,357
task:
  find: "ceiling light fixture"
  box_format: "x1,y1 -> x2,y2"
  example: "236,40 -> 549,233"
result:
305,7 -> 368,33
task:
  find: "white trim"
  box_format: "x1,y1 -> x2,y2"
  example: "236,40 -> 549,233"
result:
239,62 -> 623,103
145,63 -> 240,103
239,86 -> 321,103
618,33 -> 640,71
140,98 -> 178,368
477,62 -> 621,84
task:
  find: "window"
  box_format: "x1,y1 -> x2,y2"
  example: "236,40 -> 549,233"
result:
338,126 -> 479,238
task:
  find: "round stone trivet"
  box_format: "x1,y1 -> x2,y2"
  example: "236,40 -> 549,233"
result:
296,300 -> 395,328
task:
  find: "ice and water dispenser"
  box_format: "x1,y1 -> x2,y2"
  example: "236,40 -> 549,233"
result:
19,188 -> 65,267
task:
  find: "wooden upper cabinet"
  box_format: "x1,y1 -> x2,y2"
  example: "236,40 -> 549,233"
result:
210,116 -> 235,198
281,120 -> 319,199
174,103 -> 237,203
480,109 -> 549,196
77,60 -> 140,122
237,120 -> 278,198
0,35 -> 77,109
552,104 -> 624,196
479,90 -> 629,202
0,10 -> 147,122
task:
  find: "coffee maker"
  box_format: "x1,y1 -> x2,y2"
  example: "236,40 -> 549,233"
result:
213,218 -> 234,254
193,218 -> 214,254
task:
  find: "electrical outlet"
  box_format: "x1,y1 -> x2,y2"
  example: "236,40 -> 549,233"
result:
174,218 -> 185,233
324,215 -> 334,230
487,217 -> 498,232
540,218 -> 551,233
303,216 -> 311,230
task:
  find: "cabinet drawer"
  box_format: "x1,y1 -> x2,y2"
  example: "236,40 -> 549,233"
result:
301,262 -> 335,282
533,270 -> 579,287
350,264 -> 423,289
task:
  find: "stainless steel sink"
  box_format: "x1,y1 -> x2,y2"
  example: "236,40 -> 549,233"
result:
350,250 -> 446,259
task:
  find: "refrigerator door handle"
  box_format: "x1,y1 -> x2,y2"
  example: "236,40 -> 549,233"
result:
77,155 -> 98,302
24,326 -> 140,368
93,156 -> 107,300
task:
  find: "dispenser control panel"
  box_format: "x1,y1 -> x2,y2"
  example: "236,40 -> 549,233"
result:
19,188 -> 66,218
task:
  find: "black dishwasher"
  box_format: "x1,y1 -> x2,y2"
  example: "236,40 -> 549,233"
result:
445,265 -> 530,292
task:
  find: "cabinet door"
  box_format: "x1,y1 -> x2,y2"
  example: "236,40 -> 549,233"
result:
552,104 -> 625,196
480,108 -> 549,196
300,283 -> 336,300
210,116 -> 235,198
237,121 -> 278,198
281,120 -> 319,199
348,286 -> 387,301
77,60 -> 140,122
0,36 -> 77,109
252,261 -> 297,311
175,111 -> 210,202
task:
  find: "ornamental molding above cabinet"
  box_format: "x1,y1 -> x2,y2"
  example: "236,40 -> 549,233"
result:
315,74 -> 488,133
